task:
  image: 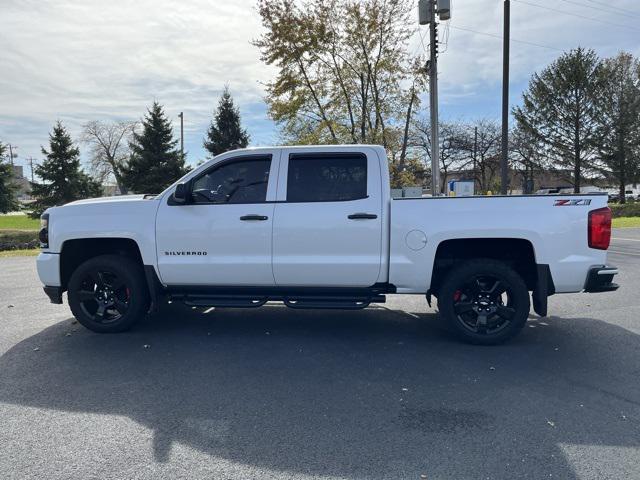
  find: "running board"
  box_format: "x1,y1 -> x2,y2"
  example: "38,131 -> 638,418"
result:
173,293 -> 386,310
181,295 -> 268,308
284,295 -> 385,310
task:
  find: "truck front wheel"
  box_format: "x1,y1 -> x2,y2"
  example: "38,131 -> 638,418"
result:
67,255 -> 149,333
438,259 -> 530,345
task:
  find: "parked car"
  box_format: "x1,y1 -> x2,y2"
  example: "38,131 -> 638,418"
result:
36,145 -> 619,344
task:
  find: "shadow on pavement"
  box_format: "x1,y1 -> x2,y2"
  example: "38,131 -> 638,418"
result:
1,304 -> 639,479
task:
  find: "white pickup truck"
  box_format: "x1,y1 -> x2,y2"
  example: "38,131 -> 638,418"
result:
36,145 -> 619,344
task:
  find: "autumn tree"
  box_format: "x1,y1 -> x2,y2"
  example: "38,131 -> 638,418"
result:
593,52 -> 640,203
81,120 -> 136,194
204,86 -> 250,157
122,102 -> 188,194
30,122 -> 102,218
514,48 -> 603,193
254,0 -> 424,164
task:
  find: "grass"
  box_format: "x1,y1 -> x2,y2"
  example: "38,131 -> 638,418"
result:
0,248 -> 39,258
612,217 -> 640,228
0,214 -> 39,231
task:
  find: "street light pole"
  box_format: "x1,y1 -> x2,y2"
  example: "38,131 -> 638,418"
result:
178,112 -> 184,159
500,0 -> 510,195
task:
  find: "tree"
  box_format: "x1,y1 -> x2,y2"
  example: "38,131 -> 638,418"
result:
122,102 -> 189,194
412,120 -> 471,193
29,122 -> 102,218
514,48 -> 603,193
203,87 -> 250,157
510,126 -> 548,194
450,119 -> 502,194
0,141 -> 20,213
254,0 -> 424,159
593,52 -> 640,203
82,120 -> 137,194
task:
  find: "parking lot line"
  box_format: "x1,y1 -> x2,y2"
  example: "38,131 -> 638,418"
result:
612,237 -> 640,242
609,249 -> 640,256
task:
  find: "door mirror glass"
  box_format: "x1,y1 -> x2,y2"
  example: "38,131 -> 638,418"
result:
173,182 -> 191,204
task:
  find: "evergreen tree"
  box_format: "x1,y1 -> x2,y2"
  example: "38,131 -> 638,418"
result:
0,141 -> 20,213
203,86 -> 250,156
29,122 -> 102,218
514,48 -> 604,192
593,52 -> 640,203
123,101 -> 188,193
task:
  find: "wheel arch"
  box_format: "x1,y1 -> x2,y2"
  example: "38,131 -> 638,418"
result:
60,237 -> 144,291
429,238 -> 544,297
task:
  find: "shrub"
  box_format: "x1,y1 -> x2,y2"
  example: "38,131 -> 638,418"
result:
609,202 -> 640,218
0,230 -> 38,251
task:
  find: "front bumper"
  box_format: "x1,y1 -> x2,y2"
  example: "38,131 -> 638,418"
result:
36,252 -> 61,286
44,286 -> 63,304
584,265 -> 619,293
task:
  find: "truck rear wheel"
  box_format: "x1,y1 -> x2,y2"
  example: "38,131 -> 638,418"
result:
438,259 -> 530,345
67,254 -> 149,333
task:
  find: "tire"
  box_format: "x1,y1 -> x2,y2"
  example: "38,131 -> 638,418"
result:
67,254 -> 149,333
438,259 -> 530,345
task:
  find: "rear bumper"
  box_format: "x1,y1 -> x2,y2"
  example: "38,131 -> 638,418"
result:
584,265 -> 619,293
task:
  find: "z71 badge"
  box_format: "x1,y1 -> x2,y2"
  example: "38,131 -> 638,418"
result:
554,199 -> 591,206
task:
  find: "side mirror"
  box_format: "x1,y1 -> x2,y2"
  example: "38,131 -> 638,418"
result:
173,181 -> 191,204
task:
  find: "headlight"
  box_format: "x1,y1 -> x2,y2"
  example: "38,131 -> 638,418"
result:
39,213 -> 49,248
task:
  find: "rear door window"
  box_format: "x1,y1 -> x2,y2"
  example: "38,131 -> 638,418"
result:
286,154 -> 367,202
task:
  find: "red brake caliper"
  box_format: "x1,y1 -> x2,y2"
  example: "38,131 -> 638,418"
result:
453,290 -> 462,302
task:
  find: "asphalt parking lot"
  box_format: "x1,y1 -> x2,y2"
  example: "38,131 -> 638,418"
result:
1,230 -> 639,480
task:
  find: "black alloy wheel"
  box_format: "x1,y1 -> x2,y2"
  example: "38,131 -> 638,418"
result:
452,275 -> 516,335
438,260 -> 530,345
76,269 -> 131,324
68,255 -> 149,333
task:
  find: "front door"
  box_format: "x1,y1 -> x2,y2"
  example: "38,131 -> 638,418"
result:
156,152 -> 280,286
272,149 -> 383,287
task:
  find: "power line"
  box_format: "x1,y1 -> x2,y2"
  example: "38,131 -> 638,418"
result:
582,0 -> 640,16
556,0 -> 640,18
512,0 -> 640,32
449,25 -> 562,51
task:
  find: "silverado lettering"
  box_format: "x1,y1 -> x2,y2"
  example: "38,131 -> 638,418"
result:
164,251 -> 208,256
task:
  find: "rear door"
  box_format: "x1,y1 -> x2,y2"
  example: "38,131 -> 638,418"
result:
272,149 -> 383,287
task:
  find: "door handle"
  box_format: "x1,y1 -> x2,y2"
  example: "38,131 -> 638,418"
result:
240,215 -> 269,221
348,213 -> 378,220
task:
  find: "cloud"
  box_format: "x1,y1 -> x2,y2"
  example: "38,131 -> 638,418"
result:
0,0 -> 276,168
0,0 -> 639,173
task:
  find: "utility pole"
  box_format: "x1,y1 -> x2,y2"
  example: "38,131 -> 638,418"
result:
178,112 -> 184,159
500,0 -> 510,195
428,2 -> 440,196
7,144 -> 16,166
473,126 -> 478,193
419,0 -> 450,196
28,157 -> 35,182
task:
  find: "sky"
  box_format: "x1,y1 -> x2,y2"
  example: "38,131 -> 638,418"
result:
1,0 -> 639,178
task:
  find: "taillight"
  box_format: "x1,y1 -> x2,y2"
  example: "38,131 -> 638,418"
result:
588,207 -> 611,250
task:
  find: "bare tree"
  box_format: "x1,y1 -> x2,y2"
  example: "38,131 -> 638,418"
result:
81,120 -> 137,194
455,119 -> 502,193
412,119 -> 471,193
510,126 -> 549,193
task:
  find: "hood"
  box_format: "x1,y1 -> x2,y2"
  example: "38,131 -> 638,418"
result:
64,194 -> 154,206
